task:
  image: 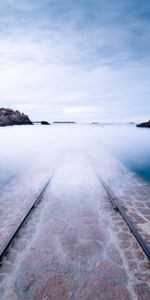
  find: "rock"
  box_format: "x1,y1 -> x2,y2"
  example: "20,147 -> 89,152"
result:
137,120 -> 150,128
0,108 -> 32,126
41,121 -> 50,125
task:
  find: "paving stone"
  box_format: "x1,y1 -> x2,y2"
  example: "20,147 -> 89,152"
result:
136,251 -> 145,261
129,213 -> 146,224
135,202 -> 146,208
0,286 -> 4,297
17,272 -> 38,293
120,240 -> 131,249
76,276 -> 131,300
127,260 -> 137,271
1,156 -> 150,300
0,262 -> 13,274
31,273 -> 73,300
106,244 -> 123,265
139,209 -> 150,215
140,262 -> 150,272
12,239 -> 27,252
118,232 -> 131,241
96,260 -> 127,282
134,283 -> 150,300
124,250 -> 134,260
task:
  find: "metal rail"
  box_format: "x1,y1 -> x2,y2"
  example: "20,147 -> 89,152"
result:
97,174 -> 150,261
0,177 -> 51,259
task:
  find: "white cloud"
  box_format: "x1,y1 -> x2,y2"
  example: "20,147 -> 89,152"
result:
0,0 -> 150,121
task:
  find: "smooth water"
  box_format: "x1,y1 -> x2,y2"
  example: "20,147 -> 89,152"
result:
93,124 -> 150,182
0,124 -> 150,185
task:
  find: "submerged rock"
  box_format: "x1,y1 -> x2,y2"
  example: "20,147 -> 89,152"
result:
41,121 -> 50,125
137,120 -> 150,128
0,108 -> 32,126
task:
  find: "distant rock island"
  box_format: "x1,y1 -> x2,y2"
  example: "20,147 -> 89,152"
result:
41,121 -> 50,125
53,121 -> 76,124
0,108 -> 32,126
137,120 -> 150,128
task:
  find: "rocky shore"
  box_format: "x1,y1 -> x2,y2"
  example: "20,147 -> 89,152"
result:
0,108 -> 32,126
137,120 -> 150,128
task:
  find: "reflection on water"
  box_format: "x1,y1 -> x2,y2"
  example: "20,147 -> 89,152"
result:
0,124 -> 150,186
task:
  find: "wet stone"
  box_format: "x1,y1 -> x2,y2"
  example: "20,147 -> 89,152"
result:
112,226 -> 120,232
16,271 -> 38,294
124,250 -> 133,260
135,202 -> 146,208
127,260 -> 137,271
129,213 -> 146,224
79,226 -> 105,241
140,262 -> 150,272
76,276 -> 131,300
136,251 -> 145,261
145,215 -> 150,222
0,286 -> 4,297
118,232 -> 131,241
134,283 -> 150,300
0,262 -> 13,274
96,260 -> 127,282
63,240 -> 103,271
0,274 -> 4,283
76,216 -> 99,226
136,272 -> 150,281
12,239 -> 27,252
106,244 -> 123,265
5,249 -> 17,263
120,240 -> 130,249
22,252 -> 64,273
31,273 -> 73,300
139,208 -> 150,215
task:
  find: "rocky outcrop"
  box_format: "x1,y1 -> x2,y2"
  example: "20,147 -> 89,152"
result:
137,120 -> 150,128
0,108 -> 32,126
41,121 -> 50,125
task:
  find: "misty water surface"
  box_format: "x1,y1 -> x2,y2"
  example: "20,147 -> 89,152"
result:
0,124 -> 150,185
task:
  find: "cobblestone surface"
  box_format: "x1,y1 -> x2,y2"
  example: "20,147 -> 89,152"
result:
91,151 -> 150,246
0,154 -> 150,300
0,165 -> 55,251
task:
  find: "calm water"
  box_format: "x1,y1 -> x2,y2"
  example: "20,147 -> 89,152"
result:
93,124 -> 150,182
0,124 -> 150,185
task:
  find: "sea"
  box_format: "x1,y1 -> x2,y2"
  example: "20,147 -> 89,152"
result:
0,123 -> 150,186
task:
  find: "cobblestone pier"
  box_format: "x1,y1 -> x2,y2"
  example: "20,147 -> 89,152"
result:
0,154 -> 150,300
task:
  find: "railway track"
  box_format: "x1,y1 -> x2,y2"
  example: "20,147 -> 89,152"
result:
0,176 -> 52,260
96,172 -> 150,262
0,161 -> 150,264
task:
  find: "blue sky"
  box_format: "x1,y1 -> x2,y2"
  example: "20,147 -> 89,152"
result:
0,0 -> 150,122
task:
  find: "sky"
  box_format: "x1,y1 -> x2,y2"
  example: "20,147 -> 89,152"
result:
0,0 -> 150,122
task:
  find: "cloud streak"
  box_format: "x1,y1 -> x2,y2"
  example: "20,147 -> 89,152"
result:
0,0 -> 150,121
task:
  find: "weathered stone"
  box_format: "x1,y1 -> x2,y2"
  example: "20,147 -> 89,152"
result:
127,260 -> 137,270
31,273 -> 73,300
136,251 -> 145,261
96,260 -> 127,282
137,120 -> 150,128
76,277 -> 131,300
129,212 -> 146,224
106,244 -> 123,265
0,108 -> 32,126
134,283 -> 150,300
140,262 -> 150,272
